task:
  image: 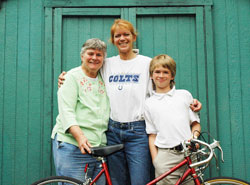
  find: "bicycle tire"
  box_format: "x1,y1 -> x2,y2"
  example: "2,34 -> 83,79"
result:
30,176 -> 83,185
203,177 -> 249,185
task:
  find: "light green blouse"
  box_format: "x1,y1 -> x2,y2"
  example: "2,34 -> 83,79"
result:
51,66 -> 110,147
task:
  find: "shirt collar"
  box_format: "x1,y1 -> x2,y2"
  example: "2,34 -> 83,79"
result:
153,86 -> 176,100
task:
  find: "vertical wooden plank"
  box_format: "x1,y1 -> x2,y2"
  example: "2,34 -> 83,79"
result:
194,8 -> 213,179
238,0 -> 250,182
153,16 -> 166,55
128,8 -> 137,48
213,0 -> 233,178
78,17 -> 91,46
28,0 -> 43,183
2,0 -> 17,184
196,7 -> 213,179
121,8 -> 138,49
53,8 -> 62,123
177,16 -> 193,92
204,5 -> 219,177
15,0 -> 30,184
137,16 -> 154,57
226,0 -> 246,179
128,8 -> 136,29
195,7 -> 208,135
165,16 -> 180,86
0,3 -> 6,185
121,8 -> 129,20
189,16 -> 198,97
63,16 -> 80,70
103,17 -> 118,57
90,17 -> 104,40
78,17 -> 90,57
43,7 -> 54,178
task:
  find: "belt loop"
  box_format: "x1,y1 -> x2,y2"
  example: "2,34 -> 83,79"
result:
128,122 -> 132,129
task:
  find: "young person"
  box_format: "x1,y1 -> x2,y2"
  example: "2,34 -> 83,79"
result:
58,19 -> 202,185
144,54 -> 201,185
52,38 -> 110,184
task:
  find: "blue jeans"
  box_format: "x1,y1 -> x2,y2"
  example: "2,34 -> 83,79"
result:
106,119 -> 152,185
52,135 -> 105,185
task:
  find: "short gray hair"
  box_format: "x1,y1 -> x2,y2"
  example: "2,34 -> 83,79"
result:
80,38 -> 107,57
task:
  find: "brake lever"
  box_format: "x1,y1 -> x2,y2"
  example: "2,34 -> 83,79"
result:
217,145 -> 224,163
210,139 -> 224,162
213,151 -> 220,170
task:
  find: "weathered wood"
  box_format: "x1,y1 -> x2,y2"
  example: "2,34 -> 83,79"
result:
61,8 -> 121,15
205,5 -> 219,178
43,7 -> 54,178
136,7 -> 196,14
195,7 -> 208,135
213,0 -> 233,178
2,0 -> 18,184
14,0 -> 30,184
0,3 -> 5,185
28,0 -> 44,182
44,0 -> 213,7
226,0 -> 246,179
238,0 -> 250,180
53,8 -> 62,122
194,9 -> 211,177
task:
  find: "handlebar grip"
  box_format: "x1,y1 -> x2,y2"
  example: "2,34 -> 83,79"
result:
190,140 -> 198,152
189,139 -> 214,168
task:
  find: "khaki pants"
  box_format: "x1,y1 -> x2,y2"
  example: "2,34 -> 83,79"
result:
153,148 -> 195,185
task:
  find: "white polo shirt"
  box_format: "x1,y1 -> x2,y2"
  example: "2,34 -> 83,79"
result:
144,86 -> 200,148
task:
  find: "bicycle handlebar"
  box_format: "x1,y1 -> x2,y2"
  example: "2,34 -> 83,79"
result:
182,139 -> 224,168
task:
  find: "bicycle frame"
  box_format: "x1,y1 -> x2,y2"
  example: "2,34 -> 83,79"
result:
88,154 -> 201,185
147,155 -> 201,185
86,157 -> 113,185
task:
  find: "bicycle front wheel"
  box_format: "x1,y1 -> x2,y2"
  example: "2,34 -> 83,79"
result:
204,177 -> 249,185
31,176 -> 83,185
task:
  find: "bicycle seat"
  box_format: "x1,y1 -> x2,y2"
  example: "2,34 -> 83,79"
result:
90,144 -> 124,157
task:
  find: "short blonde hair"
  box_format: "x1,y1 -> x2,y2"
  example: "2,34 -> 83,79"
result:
150,54 -> 176,89
110,19 -> 137,44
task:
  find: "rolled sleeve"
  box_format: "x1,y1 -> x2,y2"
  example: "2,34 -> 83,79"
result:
57,73 -> 79,133
189,109 -> 200,124
185,91 -> 200,124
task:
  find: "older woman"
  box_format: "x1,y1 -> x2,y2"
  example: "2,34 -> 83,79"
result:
51,38 -> 110,184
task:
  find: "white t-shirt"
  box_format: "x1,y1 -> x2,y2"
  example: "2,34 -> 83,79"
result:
101,55 -> 152,122
144,87 -> 200,148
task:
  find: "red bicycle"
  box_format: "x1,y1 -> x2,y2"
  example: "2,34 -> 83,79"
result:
31,138 -> 249,185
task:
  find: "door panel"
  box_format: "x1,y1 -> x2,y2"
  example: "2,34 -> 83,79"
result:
53,8 -> 121,120
62,16 -> 118,71
137,15 -> 197,94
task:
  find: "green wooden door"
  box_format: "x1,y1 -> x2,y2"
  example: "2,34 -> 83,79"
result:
52,8 -> 121,120
49,4 -> 216,177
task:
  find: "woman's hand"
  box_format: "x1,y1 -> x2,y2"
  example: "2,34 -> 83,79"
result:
58,71 -> 67,88
77,135 -> 92,154
190,99 -> 202,112
69,125 -> 92,154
